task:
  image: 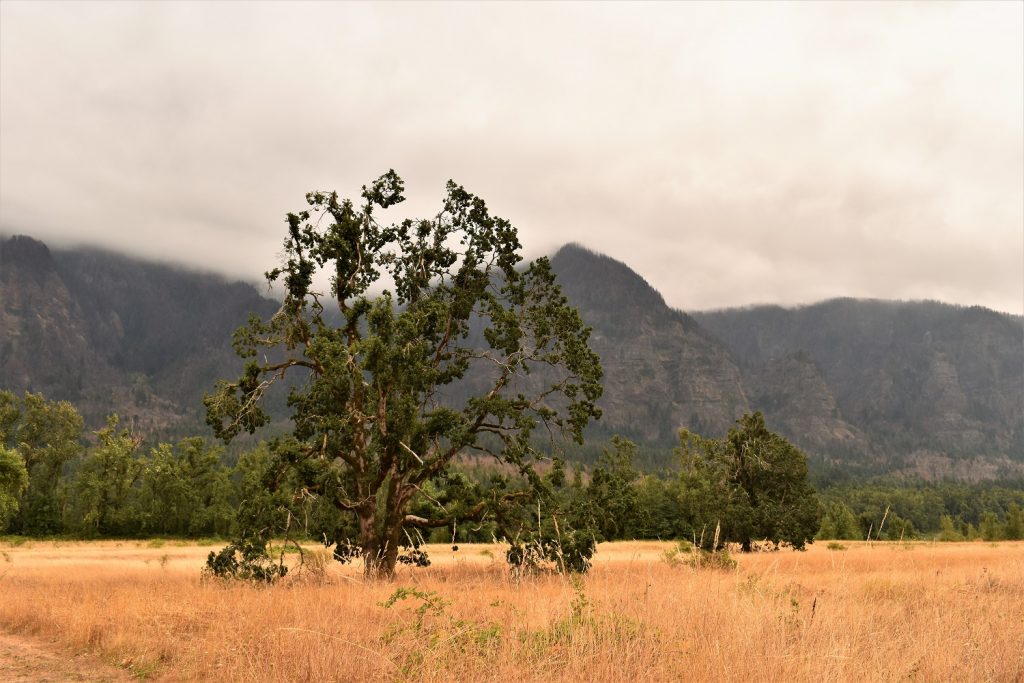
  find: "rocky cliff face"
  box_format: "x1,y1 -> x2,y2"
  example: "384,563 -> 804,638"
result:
549,247 -> 884,464
550,248 -> 1022,477
0,236 -> 108,401
2,236 -> 1021,479
0,235 -> 279,435
745,351 -> 869,462
551,245 -> 749,442
695,300 -> 1024,475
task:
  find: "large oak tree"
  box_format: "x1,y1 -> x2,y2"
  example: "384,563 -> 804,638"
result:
205,172 -> 602,579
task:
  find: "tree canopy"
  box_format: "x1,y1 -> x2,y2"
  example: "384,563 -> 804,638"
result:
678,412 -> 820,551
0,446 -> 28,531
204,171 -> 603,578
0,390 -> 84,534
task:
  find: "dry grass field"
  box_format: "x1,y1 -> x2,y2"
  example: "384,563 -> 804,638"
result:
1,538 -> 1022,682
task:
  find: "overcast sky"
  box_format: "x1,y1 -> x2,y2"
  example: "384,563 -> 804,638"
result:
1,2 -> 1021,314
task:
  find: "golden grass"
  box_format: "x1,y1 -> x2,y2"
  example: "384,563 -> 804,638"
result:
1,539 -> 1023,681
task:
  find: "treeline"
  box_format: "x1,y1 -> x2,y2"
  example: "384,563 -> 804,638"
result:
2,391 -> 1022,544
817,482 -> 1024,542
1,392 -> 238,537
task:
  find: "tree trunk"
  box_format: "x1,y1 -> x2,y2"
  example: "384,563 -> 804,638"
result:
362,547 -> 397,580
381,525 -> 402,578
354,477 -> 415,581
357,505 -> 384,580
361,534 -> 401,580
358,511 -> 403,580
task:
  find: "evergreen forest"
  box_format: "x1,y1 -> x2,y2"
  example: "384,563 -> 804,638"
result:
4,390 -> 1023,546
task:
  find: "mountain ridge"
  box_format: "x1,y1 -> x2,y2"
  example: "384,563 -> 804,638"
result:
1,235 -> 280,435
548,244 -> 1023,479
2,235 -> 1021,480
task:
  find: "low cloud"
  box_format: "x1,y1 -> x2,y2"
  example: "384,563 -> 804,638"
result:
1,2 -> 1020,313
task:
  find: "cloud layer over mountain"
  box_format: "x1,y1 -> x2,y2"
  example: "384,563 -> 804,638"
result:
2,2 -> 1021,313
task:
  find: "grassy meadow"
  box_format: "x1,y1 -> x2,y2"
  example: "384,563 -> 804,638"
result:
1,539 -> 1022,682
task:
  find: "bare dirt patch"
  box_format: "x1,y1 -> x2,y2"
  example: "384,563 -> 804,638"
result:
0,630 -> 133,682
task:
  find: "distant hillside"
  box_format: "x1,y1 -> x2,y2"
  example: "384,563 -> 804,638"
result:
2,235 -> 1021,480
693,300 -> 1024,479
548,245 -> 1022,479
0,235 -> 280,436
550,245 -> 749,442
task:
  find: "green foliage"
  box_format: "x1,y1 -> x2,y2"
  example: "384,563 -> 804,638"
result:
817,481 -> 1024,541
661,541 -> 690,567
71,415 -> 142,536
0,391 -> 84,534
879,512 -> 916,541
678,412 -> 820,551
203,536 -> 288,583
816,501 -> 861,540
685,546 -> 737,571
630,474 -> 685,540
135,437 -> 235,537
506,533 -> 596,576
937,515 -> 964,542
585,436 -> 642,540
230,442 -> 299,536
4,390 -> 243,540
3,385 -> 1019,552
493,457 -> 599,575
380,587 -> 503,678
663,536 -> 736,570
203,172 -> 603,579
1005,504 -> 1024,541
979,511 -> 1003,541
0,446 -> 28,531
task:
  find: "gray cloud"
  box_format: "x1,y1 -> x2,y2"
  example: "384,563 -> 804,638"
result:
1,1 -> 1021,314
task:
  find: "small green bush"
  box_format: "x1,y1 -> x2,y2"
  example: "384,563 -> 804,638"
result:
204,537 -> 287,583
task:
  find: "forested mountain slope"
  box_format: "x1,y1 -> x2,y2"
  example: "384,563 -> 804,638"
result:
693,299 -> 1024,478
549,244 -> 750,442
0,235 -> 279,436
548,245 -> 1022,478
2,235 -> 1021,479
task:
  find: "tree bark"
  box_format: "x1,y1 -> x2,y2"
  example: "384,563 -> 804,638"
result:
357,505 -> 386,580
357,504 -> 407,580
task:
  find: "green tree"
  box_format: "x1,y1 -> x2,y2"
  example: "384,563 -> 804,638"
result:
136,438 -> 235,537
0,446 -> 29,531
881,512 -> 916,541
497,461 -> 599,575
586,436 -> 641,540
677,412 -> 820,551
979,511 -> 1003,542
936,515 -> 964,541
71,415 -> 142,536
136,443 -> 191,535
205,172 -> 602,579
1004,504 -> 1024,541
632,475 -> 683,540
229,442 -> 299,539
0,391 -> 84,534
816,501 -> 860,540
